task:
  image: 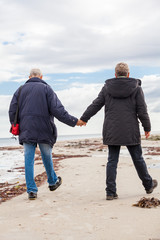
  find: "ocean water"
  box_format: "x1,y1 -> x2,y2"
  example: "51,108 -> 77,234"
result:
0,133 -> 102,147
0,149 -> 24,183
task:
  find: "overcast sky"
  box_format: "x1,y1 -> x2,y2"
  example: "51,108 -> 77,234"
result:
0,0 -> 160,138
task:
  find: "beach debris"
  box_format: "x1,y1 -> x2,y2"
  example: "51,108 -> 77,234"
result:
64,139 -> 105,151
148,134 -> 160,141
145,146 -> 160,155
133,197 -> 160,208
149,238 -> 160,240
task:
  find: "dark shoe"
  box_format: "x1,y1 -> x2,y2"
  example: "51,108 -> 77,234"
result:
106,193 -> 118,200
49,176 -> 62,191
146,179 -> 158,194
28,192 -> 37,200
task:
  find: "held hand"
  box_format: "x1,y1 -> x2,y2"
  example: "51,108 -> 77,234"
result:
76,119 -> 87,127
145,131 -> 150,139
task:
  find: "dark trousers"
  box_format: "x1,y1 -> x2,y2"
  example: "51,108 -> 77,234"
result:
106,144 -> 152,195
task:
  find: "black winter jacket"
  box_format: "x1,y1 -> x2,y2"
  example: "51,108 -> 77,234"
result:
80,77 -> 151,146
9,77 -> 78,147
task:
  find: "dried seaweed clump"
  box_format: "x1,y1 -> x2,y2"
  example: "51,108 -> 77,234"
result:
133,197 -> 160,208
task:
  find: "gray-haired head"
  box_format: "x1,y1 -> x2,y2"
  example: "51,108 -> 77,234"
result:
115,62 -> 129,77
29,68 -> 42,78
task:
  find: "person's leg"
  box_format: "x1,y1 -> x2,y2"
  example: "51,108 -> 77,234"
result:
106,145 -> 121,197
38,143 -> 58,186
24,143 -> 38,194
127,144 -> 153,191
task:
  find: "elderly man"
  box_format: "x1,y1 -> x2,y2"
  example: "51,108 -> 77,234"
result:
9,69 -> 82,200
80,62 -> 158,200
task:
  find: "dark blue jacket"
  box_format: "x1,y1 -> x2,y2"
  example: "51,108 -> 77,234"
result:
81,77 -> 151,146
9,77 -> 78,147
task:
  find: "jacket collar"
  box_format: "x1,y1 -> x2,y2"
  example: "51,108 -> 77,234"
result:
26,77 -> 48,85
105,77 -> 141,86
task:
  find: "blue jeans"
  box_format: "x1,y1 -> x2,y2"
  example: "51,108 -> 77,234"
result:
24,143 -> 58,193
106,145 -> 153,195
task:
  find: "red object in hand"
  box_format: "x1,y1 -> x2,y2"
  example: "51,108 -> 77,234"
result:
10,85 -> 23,136
10,124 -> 20,135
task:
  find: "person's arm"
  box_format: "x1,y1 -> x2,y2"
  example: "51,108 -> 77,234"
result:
136,87 -> 151,136
47,87 -> 78,127
80,87 -> 105,123
8,90 -> 19,124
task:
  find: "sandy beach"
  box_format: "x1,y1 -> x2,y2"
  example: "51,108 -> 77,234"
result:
0,137 -> 160,240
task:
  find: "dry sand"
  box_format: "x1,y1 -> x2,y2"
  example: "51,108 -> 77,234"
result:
0,138 -> 160,240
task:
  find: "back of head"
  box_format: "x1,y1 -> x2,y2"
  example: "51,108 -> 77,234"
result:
29,68 -> 42,78
115,62 -> 129,77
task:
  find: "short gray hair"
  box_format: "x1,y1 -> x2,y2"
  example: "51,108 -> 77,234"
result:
115,62 -> 129,77
29,68 -> 42,77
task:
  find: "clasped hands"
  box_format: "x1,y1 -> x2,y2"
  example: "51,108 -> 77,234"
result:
76,119 -> 87,127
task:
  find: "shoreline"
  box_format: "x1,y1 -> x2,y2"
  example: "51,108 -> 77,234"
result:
0,137 -> 160,204
0,138 -> 104,203
0,133 -> 102,148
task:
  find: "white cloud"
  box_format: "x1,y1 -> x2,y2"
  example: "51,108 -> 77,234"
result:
55,83 -> 104,135
141,75 -> 160,112
55,78 -> 160,135
0,0 -> 160,137
56,83 -> 103,115
0,84 -> 104,138
1,76 -> 160,138
55,79 -> 69,82
0,0 -> 160,81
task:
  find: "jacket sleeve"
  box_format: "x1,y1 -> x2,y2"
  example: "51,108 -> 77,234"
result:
80,86 -> 105,122
136,87 -> 151,131
8,90 -> 19,124
47,87 -> 78,127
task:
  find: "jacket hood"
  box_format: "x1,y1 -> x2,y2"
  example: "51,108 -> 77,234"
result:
105,77 -> 141,98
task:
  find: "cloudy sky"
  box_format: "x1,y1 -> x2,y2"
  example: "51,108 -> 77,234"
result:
1,0 -> 160,138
